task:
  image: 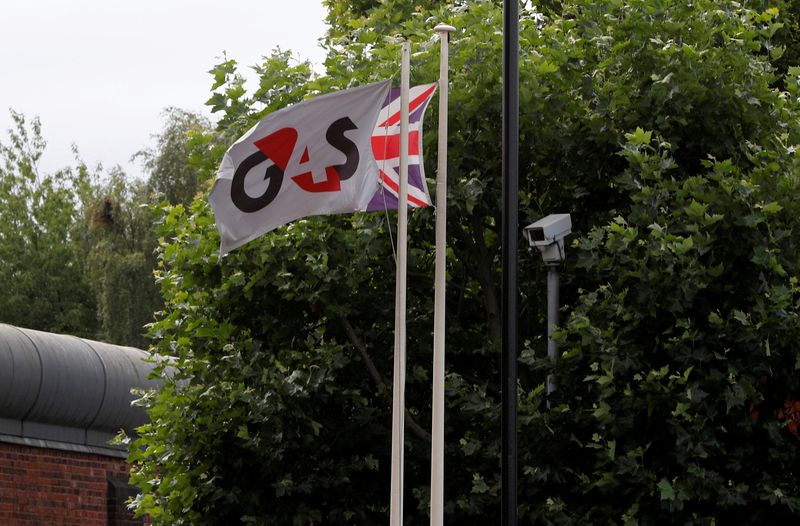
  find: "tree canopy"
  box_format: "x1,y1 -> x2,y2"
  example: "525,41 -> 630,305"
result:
0,112 -> 96,336
115,0 -> 800,523
0,104 -> 213,347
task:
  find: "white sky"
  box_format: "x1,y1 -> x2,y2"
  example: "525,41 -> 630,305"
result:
0,0 -> 328,179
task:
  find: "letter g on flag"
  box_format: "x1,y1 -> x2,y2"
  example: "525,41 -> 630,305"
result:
230,117 -> 361,213
209,80 -> 391,255
229,127 -> 293,213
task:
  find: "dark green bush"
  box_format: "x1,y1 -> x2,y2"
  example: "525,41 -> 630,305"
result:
129,1 -> 800,523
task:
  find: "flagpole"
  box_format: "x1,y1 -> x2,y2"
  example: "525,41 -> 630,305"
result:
390,41 -> 411,526
430,23 -> 455,526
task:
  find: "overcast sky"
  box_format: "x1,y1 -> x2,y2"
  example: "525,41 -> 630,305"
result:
0,0 -> 327,179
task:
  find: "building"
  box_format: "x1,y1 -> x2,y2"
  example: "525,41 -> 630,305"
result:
0,323 -> 156,525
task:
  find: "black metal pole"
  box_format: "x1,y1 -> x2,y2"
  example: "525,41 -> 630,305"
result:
501,1 -> 519,526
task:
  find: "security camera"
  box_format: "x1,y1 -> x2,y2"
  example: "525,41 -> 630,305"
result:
524,213 -> 572,264
524,214 -> 571,247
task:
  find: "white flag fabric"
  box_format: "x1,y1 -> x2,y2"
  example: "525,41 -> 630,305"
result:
210,80 -> 391,254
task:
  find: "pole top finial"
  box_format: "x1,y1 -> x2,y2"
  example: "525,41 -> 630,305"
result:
434,24 -> 456,33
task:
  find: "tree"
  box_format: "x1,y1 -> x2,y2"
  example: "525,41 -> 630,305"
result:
89,105 -> 217,347
129,0 -> 800,523
74,166 -> 162,348
134,108 -> 211,207
78,106 -> 212,347
0,111 -> 97,336
0,110 -> 170,348
518,1 -> 800,521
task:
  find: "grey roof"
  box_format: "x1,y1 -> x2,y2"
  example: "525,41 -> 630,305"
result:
0,323 -> 157,458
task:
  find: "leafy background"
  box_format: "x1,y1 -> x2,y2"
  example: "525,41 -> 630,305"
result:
2,0 -> 800,524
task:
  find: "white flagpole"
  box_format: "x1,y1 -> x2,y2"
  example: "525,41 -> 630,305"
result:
390,41 -> 411,526
431,24 -> 455,526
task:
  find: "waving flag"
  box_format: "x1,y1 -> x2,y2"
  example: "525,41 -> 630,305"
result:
209,80 -> 391,254
366,83 -> 437,211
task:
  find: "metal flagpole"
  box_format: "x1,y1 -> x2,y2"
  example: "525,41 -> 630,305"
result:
502,0 -> 520,525
431,23 -> 455,526
390,41 -> 411,526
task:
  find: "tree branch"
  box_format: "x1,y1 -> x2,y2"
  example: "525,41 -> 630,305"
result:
340,315 -> 384,389
339,316 -> 432,443
452,216 -> 502,343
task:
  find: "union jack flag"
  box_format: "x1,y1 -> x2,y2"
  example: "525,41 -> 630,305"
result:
366,83 -> 437,211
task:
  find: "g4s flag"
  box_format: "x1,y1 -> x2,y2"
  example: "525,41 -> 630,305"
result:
209,80 -> 391,255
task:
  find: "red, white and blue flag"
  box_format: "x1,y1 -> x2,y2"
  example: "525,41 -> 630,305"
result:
366,83 -> 437,211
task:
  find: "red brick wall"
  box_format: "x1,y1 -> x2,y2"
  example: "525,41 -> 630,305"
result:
0,442 -> 142,525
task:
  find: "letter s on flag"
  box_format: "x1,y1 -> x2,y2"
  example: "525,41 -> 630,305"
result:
209,80 -> 391,255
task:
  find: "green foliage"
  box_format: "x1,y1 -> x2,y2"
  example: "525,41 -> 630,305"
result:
0,111 -> 96,335
517,0 -> 800,523
522,138 -> 800,523
76,168 -> 162,348
0,108 -> 187,348
206,50 -> 316,135
135,108 -> 211,206
754,0 -> 800,84
129,0 -> 800,524
131,203 -> 406,524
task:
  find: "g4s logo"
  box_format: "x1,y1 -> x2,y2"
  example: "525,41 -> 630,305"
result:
230,117 -> 359,213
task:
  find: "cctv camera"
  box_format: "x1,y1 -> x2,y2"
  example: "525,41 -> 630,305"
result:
524,214 -> 572,247
524,213 -> 572,264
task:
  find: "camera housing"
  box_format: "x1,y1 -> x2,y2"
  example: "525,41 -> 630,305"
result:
524,213 -> 572,264
524,214 -> 572,247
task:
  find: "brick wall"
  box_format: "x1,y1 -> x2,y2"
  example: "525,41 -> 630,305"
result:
0,442 -> 143,525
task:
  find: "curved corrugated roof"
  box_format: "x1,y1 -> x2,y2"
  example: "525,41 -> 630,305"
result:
0,324 -> 157,457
